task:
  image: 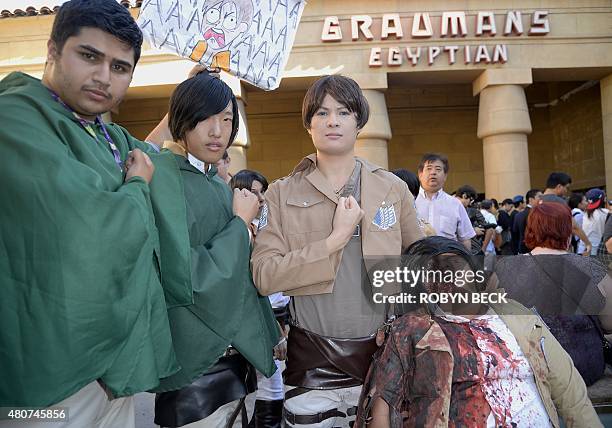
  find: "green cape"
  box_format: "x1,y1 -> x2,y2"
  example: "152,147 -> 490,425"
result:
0,72 -> 192,406
151,156 -> 279,392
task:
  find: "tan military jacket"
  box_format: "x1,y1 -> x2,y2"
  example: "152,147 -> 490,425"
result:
251,154 -> 424,297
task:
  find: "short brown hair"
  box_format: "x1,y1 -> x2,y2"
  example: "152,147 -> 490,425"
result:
302,75 -> 369,130
524,202 -> 572,251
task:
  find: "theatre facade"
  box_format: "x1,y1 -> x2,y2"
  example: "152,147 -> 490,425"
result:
1,0 -> 612,199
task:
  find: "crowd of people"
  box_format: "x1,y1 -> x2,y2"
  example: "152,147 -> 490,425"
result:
1,1 -> 611,428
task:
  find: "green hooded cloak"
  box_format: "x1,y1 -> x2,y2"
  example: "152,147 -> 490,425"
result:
0,72 -> 192,407
151,153 -> 279,392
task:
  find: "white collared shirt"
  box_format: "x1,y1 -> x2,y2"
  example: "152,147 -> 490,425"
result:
415,187 -> 475,241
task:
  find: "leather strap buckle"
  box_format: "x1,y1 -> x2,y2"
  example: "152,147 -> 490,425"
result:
283,407 -> 346,425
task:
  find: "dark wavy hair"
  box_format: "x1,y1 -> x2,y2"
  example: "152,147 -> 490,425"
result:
51,0 -> 143,65
168,72 -> 239,146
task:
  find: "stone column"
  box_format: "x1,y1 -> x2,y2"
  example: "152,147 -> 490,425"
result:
474,69 -> 533,200
222,74 -> 250,174
601,74 -> 612,193
356,89 -> 392,169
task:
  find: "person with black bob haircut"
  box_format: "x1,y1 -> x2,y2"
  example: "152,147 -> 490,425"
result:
154,71 -> 280,428
357,236 -> 602,427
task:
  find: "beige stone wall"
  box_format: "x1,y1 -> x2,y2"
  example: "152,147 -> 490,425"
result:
246,84 -> 485,188
548,83 -> 605,190
286,0 -> 612,87
246,90 -> 313,180
386,84 -> 483,195
113,97 -> 169,141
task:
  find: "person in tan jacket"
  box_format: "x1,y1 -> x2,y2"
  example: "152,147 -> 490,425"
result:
251,75 -> 424,427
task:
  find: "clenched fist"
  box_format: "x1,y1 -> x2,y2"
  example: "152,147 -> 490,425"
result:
326,196 -> 364,253
233,188 -> 260,227
125,149 -> 154,184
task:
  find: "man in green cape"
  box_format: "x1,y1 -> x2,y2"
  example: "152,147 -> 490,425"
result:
152,71 -> 279,428
0,0 -> 277,426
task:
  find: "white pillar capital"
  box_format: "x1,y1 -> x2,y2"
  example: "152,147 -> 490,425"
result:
472,68 -> 532,96
477,84 -> 532,139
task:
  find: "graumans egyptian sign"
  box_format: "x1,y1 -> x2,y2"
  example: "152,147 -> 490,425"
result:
320,11 -> 550,67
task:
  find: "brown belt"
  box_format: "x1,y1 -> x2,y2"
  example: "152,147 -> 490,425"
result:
283,403 -> 357,425
283,324 -> 378,390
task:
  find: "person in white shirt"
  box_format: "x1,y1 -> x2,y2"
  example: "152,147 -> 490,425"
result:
583,188 -> 609,255
479,200 -> 502,255
480,199 -> 502,271
415,153 -> 475,251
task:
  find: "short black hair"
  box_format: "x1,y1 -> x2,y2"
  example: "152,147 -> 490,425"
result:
568,192 -> 584,210
392,169 -> 419,198
169,72 -> 239,146
456,184 -> 477,200
501,198 -> 513,206
546,172 -> 572,189
480,199 -> 493,210
230,169 -> 269,193
526,188 -> 541,203
50,0 -> 143,65
302,75 -> 369,130
418,153 -> 449,173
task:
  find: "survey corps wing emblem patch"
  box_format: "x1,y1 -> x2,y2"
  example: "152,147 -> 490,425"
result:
372,204 -> 397,230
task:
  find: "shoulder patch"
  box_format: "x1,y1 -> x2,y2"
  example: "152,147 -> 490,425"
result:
372,204 -> 397,230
